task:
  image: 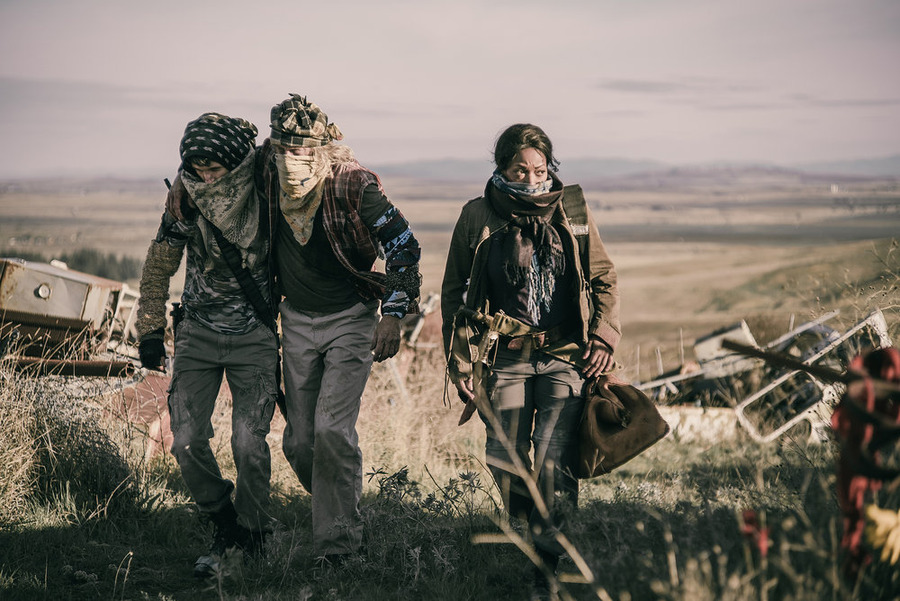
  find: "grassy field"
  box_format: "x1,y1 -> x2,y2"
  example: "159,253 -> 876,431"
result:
1,172 -> 899,600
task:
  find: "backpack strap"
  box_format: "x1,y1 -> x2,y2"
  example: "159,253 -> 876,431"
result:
208,224 -> 277,335
561,184 -> 591,273
209,221 -> 286,413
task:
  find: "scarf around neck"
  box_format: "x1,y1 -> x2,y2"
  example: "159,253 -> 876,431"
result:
181,151 -> 260,271
279,179 -> 326,246
487,173 -> 567,322
182,150 -> 258,249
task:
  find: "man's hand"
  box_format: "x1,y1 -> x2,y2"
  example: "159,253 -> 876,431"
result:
454,377 -> 475,403
582,336 -> 615,379
371,315 -> 402,362
165,174 -> 194,221
138,336 -> 167,372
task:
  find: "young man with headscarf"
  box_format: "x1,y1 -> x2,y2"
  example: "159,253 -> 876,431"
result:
136,113 -> 279,578
265,94 -> 421,563
168,94 -> 422,563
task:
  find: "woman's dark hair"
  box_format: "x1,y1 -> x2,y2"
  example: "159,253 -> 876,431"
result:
493,123 -> 560,173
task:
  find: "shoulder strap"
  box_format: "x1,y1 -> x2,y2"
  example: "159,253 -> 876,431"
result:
562,184 -> 590,236
208,224 -> 277,335
209,221 -> 286,414
561,184 -> 591,273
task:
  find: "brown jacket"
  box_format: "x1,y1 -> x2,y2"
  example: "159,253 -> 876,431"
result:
441,182 -> 621,383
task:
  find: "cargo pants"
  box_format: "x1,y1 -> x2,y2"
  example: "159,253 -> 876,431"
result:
168,317 -> 279,532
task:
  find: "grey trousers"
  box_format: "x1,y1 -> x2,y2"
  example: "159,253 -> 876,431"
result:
168,318 -> 279,532
279,300 -> 378,555
480,345 -> 585,557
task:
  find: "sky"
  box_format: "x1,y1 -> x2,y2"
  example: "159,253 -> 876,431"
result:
1,0 -> 899,179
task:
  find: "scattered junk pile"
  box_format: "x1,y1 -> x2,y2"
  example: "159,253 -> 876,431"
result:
0,257 -> 172,456
639,309 -> 894,444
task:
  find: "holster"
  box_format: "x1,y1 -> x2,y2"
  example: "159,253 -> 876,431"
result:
170,302 -> 185,338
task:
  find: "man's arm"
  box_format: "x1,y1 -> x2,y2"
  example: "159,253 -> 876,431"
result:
362,187 -> 422,362
135,212 -> 191,369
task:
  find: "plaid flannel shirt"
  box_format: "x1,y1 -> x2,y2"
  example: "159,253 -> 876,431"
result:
257,140 -> 420,317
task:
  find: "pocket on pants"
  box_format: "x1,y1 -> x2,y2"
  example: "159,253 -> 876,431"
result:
249,371 -> 278,436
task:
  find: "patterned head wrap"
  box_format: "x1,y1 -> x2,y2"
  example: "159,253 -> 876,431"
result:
269,94 -> 344,148
179,112 -> 258,175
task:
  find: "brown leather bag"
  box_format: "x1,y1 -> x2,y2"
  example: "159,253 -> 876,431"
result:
577,376 -> 670,478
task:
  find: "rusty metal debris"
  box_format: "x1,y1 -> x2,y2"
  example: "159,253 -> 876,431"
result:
11,357 -> 136,377
1,256 -> 172,456
639,309 -> 893,443
0,257 -> 139,366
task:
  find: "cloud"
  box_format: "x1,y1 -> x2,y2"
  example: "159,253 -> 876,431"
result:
597,79 -> 692,95
789,94 -> 900,108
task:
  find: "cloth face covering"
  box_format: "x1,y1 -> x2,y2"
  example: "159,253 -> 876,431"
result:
276,152 -> 330,199
276,152 -> 332,246
491,170 -> 555,197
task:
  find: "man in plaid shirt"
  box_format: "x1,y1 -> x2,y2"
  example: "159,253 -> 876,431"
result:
265,94 -> 421,562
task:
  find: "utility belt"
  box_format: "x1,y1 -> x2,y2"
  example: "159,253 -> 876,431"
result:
501,321 -> 574,351
454,306 -> 578,366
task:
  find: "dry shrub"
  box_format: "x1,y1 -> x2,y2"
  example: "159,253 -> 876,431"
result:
0,363 -> 135,520
0,365 -> 38,522
359,345 -> 486,489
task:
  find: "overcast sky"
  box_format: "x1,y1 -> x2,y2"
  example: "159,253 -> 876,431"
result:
1,0 -> 898,178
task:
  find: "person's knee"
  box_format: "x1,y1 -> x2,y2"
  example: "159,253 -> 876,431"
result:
170,435 -> 211,464
315,423 -> 354,453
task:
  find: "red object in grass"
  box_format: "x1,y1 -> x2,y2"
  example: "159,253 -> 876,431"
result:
741,510 -> 770,558
831,347 -> 900,579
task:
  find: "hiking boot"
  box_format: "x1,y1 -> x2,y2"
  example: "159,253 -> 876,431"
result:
193,506 -> 252,578
530,551 -> 560,601
530,567 -> 560,601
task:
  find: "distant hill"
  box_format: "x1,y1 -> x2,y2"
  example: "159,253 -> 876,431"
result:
576,164 -> 882,191
370,157 -> 667,182
1,156 -> 896,193
792,155 -> 900,178
1,177 -> 163,195
370,156 -> 898,186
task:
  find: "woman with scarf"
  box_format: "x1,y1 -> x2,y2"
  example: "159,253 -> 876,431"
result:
441,123 -> 621,600
135,113 -> 278,578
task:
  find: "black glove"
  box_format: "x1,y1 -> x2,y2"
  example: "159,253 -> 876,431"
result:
139,330 -> 166,371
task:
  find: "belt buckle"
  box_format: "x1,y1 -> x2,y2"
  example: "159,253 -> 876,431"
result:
507,332 -> 546,351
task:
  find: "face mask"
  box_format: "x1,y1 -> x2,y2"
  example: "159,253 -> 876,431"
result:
276,153 -> 323,199
492,170 -> 555,197
504,179 -> 553,196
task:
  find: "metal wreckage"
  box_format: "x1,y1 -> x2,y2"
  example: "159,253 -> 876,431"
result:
0,257 -> 172,455
639,308 -> 894,444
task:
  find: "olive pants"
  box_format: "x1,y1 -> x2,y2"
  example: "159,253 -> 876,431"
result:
168,318 -> 279,532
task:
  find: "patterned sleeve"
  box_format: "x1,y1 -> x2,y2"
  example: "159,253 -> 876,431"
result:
360,185 -> 422,318
134,212 -> 194,339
